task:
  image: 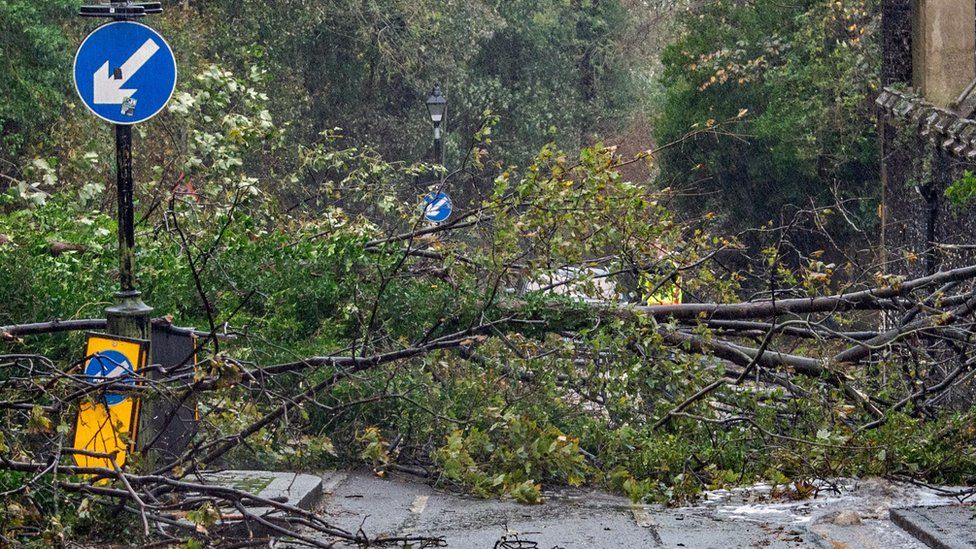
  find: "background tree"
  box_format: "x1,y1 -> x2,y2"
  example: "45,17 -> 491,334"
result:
654,0 -> 880,248
0,0 -> 76,163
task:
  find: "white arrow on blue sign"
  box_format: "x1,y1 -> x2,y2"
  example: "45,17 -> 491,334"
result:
422,192 -> 453,223
84,349 -> 135,407
73,21 -> 177,125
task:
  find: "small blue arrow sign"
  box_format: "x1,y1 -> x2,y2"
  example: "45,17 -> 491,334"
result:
73,21 -> 177,125
422,192 -> 453,223
84,350 -> 135,407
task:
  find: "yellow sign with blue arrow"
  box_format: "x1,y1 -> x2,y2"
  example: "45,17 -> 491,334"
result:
72,333 -> 148,470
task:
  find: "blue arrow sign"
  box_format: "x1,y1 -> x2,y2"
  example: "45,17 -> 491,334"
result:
422,192 -> 453,223
84,350 -> 136,407
73,21 -> 177,125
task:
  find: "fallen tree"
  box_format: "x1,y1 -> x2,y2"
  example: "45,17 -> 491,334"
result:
3,135 -> 976,545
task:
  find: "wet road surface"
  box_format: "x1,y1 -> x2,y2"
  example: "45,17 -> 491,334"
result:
306,471 -> 936,548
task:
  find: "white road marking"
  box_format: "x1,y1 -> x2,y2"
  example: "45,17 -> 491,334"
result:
410,494 -> 429,514
399,495 -> 430,535
631,504 -> 654,528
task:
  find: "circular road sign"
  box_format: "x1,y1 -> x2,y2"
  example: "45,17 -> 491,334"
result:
73,21 -> 177,125
422,192 -> 453,223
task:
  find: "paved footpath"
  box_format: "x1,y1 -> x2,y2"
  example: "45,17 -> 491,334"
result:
306,471 -> 969,548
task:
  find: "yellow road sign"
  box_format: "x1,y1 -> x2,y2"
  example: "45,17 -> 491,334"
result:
72,333 -> 148,471
641,270 -> 683,305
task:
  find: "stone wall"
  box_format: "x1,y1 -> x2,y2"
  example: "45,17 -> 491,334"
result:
877,88 -> 976,278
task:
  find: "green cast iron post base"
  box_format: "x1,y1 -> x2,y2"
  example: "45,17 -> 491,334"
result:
106,290 -> 153,341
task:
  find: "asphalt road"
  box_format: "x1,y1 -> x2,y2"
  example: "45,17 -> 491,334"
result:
306,471 -> 949,548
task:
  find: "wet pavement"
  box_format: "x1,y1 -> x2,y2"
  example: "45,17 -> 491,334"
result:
305,471 -> 972,548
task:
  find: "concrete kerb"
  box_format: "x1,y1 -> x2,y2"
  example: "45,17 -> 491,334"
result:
178,470 -> 323,536
890,506 -> 976,549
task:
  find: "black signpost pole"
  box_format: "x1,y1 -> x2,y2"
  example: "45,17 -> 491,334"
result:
106,123 -> 152,340
115,124 -> 135,296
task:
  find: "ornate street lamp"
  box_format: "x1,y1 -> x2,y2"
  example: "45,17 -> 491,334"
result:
425,85 -> 447,167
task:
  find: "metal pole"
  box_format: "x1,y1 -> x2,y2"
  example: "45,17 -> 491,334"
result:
116,124 -> 135,293
106,124 -> 152,340
433,123 -> 443,177
434,118 -> 447,187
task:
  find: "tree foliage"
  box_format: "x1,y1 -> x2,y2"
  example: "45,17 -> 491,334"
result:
655,0 -> 880,237
0,0 -> 76,160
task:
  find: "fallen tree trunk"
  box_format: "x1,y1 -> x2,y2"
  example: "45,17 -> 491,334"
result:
0,318 -> 229,339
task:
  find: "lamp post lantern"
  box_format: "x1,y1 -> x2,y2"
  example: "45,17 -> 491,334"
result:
425,85 -> 447,170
